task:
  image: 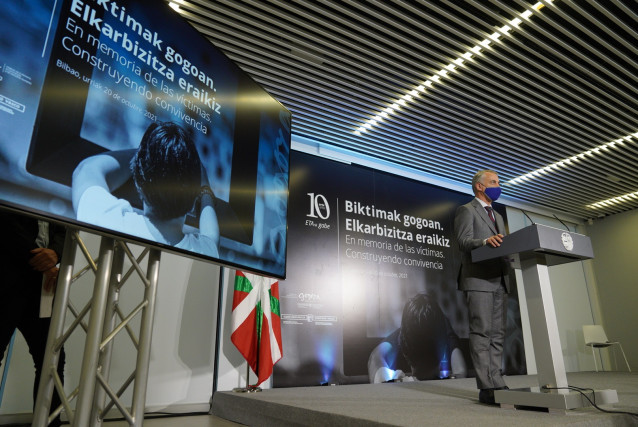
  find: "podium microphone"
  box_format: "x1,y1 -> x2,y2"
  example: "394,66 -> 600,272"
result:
553,214 -> 570,232
521,209 -> 535,225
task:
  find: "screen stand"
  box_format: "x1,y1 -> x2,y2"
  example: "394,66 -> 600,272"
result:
33,230 -> 162,427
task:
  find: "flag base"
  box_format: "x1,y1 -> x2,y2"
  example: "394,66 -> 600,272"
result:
233,363 -> 264,393
232,385 -> 262,393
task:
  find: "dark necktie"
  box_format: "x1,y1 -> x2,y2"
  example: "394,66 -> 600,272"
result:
485,206 -> 499,232
485,206 -> 495,223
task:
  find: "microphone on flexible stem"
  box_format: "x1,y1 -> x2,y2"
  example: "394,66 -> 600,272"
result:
553,214 -> 570,232
521,209 -> 535,225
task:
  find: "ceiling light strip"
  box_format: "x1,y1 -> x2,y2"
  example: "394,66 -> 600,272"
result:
422,65 -> 621,154
260,66 -> 587,172
200,2 -> 636,154
345,0 -> 503,81
271,71 -> 631,191
502,0 -> 638,96
283,100 -> 507,175
503,170 -> 633,204
466,1 -> 638,115
345,84 -> 557,170
186,0 -> 636,152
508,132 -> 638,185
354,2 -> 550,135
390,92 -> 571,167
465,0 -> 638,127
399,1 -> 637,151
176,0 -> 638,191
289,122 -> 476,183
587,191 -> 638,210
293,118 -> 635,216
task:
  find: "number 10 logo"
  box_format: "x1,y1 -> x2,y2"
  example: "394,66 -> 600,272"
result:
307,193 -> 330,219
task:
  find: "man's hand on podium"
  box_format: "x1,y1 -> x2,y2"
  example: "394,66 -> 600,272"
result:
485,234 -> 504,247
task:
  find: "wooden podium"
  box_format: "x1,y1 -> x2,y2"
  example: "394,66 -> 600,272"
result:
472,224 -> 618,411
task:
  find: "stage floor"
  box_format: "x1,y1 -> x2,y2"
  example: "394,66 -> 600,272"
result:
211,371 -> 638,426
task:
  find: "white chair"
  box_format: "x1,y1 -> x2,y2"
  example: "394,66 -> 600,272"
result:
583,325 -> 631,372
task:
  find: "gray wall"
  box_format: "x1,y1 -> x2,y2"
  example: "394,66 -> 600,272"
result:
586,209 -> 638,371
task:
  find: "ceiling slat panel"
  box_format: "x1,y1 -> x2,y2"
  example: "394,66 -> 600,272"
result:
169,0 -> 638,219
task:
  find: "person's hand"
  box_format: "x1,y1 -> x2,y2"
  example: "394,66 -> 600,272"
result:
485,234 -> 504,247
29,247 -> 59,272
42,267 -> 59,292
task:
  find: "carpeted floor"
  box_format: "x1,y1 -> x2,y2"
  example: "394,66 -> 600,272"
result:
4,372 -> 635,426
211,371 -> 638,426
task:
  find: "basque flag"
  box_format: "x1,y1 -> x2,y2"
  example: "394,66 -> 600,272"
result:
231,271 -> 283,386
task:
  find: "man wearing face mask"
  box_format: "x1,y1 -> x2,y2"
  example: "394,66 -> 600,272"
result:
454,169 -> 511,405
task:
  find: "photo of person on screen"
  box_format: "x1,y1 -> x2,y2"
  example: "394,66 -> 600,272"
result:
71,121 -> 219,257
367,292 -> 467,383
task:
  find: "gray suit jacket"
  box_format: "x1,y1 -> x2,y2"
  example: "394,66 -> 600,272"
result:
454,198 -> 510,293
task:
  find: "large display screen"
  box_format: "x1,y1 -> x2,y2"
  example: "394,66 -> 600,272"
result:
0,0 -> 291,278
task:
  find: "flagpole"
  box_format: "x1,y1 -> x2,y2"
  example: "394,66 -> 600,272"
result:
247,363 -> 262,392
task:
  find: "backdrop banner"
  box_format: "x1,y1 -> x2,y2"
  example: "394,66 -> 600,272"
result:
273,151 -> 526,387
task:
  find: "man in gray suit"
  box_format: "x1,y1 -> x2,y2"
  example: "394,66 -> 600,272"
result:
454,169 -> 510,405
